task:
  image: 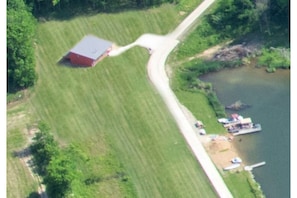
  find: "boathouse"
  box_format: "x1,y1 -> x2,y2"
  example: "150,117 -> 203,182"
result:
67,35 -> 112,67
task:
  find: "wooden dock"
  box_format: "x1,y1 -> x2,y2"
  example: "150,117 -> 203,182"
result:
244,161 -> 266,171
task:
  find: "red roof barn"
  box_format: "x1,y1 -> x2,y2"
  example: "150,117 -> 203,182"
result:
67,35 -> 112,67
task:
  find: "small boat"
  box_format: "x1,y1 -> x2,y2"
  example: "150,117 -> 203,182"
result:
218,114 -> 243,124
223,163 -> 240,171
217,118 -> 230,124
224,117 -> 252,128
231,157 -> 242,164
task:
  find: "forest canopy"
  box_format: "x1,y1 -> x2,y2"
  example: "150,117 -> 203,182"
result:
206,0 -> 289,38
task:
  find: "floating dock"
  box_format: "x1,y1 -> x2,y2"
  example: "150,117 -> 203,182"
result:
232,124 -> 262,136
244,161 -> 266,171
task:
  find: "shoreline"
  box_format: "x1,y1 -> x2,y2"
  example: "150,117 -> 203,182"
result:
180,104 -> 246,172
180,98 -> 266,196
166,34 -> 275,196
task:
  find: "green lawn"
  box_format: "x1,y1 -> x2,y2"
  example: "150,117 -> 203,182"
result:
223,171 -> 263,198
7,3 -> 220,197
174,90 -> 226,134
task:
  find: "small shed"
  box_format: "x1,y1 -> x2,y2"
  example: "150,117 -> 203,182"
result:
67,35 -> 112,67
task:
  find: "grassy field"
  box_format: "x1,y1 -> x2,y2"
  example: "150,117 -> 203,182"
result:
7,103 -> 39,198
7,3 -> 222,197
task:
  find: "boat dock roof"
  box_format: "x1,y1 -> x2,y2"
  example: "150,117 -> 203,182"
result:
224,117 -> 252,128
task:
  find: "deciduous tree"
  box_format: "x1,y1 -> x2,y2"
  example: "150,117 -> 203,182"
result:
207,0 -> 258,37
30,122 -> 58,175
44,154 -> 75,198
7,0 -> 37,92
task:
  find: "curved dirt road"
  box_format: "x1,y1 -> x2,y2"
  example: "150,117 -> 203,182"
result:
147,1 -> 233,198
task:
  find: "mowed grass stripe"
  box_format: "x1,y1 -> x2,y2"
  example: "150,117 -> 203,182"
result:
7,111 -> 39,198
97,50 -> 216,197
30,4 -> 218,197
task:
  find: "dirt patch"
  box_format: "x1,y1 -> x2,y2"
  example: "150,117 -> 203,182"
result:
7,113 -> 26,129
212,44 -> 256,62
179,11 -> 186,16
189,44 -> 224,61
202,135 -> 244,171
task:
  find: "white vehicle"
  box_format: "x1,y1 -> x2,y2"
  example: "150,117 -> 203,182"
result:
231,157 -> 242,164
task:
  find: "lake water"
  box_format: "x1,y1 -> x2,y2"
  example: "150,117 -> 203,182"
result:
199,66 -> 290,198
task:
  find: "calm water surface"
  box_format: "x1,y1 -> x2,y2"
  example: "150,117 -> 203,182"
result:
200,66 -> 290,198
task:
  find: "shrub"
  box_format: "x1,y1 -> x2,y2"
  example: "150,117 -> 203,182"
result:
207,91 -> 226,118
30,121 -> 76,197
257,48 -> 290,71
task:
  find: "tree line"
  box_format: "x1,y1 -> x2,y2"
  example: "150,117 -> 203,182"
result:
206,0 -> 289,38
25,0 -> 178,17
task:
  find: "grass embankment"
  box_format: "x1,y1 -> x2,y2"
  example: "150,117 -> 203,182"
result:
7,3 -> 219,198
223,171 -> 264,198
174,91 -> 225,134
